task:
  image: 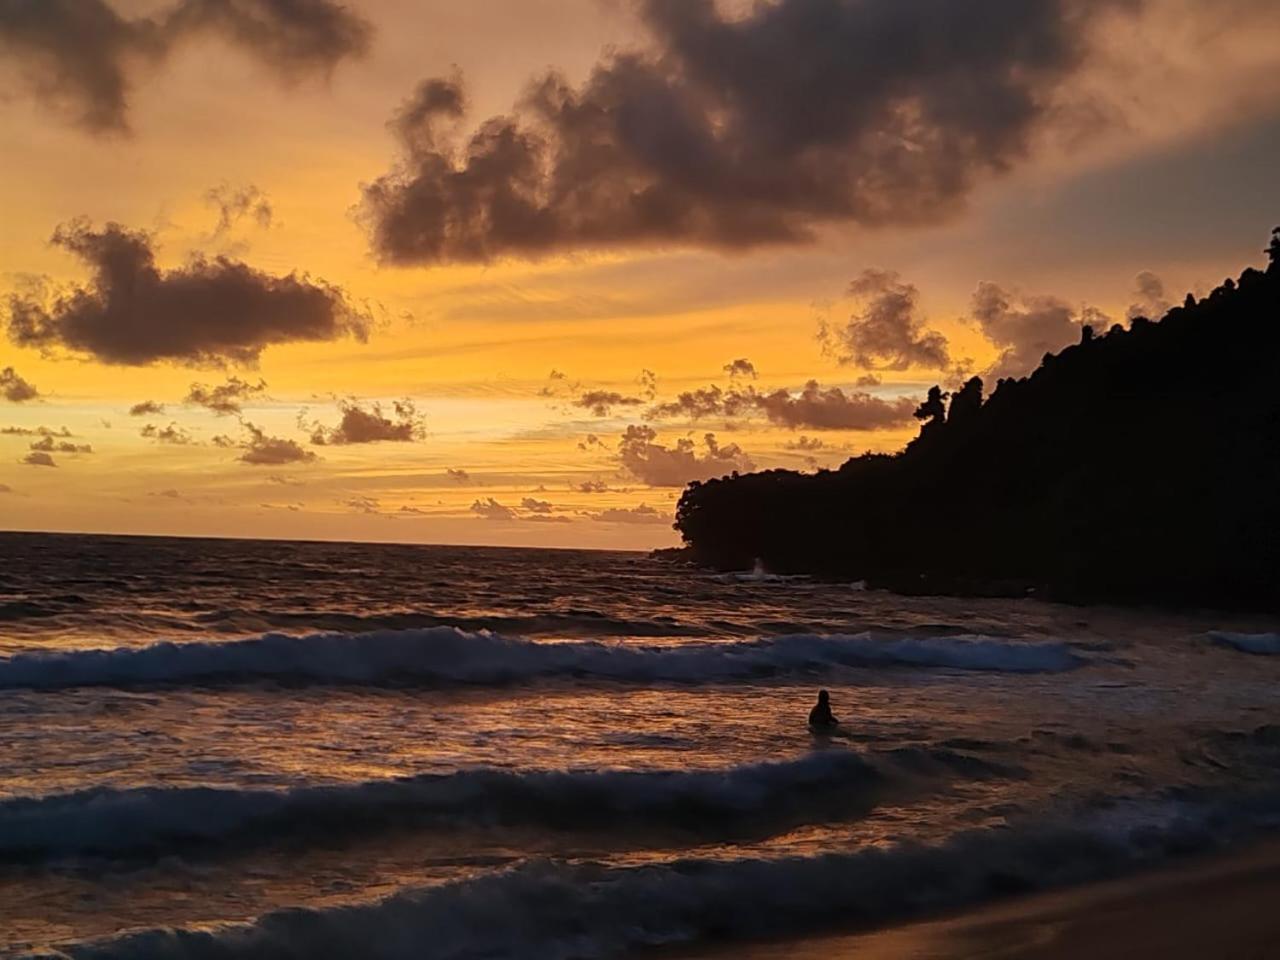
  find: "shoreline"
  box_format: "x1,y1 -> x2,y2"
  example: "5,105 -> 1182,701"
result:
663,838 -> 1280,960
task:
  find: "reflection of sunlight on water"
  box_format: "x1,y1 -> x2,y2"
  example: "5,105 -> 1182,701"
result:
1,538 -> 1279,951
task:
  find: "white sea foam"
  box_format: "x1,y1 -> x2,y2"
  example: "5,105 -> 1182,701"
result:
0,629 -> 1080,690
45,797 -> 1234,960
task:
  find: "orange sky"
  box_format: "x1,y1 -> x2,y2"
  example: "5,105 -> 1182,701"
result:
2,0 -> 1278,549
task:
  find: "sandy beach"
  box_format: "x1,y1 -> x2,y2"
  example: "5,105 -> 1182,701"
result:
674,840 -> 1280,960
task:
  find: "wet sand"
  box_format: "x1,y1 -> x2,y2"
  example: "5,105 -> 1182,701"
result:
673,840 -> 1280,960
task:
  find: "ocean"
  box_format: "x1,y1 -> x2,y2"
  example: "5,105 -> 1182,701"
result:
1,531 -> 1279,958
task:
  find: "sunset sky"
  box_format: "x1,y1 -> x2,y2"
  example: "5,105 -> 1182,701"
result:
2,0 -> 1278,549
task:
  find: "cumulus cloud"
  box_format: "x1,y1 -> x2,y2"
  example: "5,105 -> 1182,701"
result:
648,385 -> 755,421
785,436 -> 826,452
617,425 -> 753,487
0,0 -> 372,134
1,367 -> 39,402
308,398 -> 425,445
185,376 -> 266,415
820,270 -> 951,371
577,479 -> 610,493
521,497 -> 554,514
574,391 -> 646,417
236,421 -> 316,465
471,497 -> 516,521
1127,271 -> 1172,321
755,380 -> 917,431
206,183 -> 273,237
362,0 -> 1119,264
29,435 -> 91,454
129,400 -> 165,416
140,421 -> 195,445
647,379 -> 915,431
21,451 -> 56,467
723,359 -> 757,379
341,495 -> 381,515
583,503 -> 671,525
970,282 -> 1105,381
6,220 -> 370,366
446,468 -> 470,483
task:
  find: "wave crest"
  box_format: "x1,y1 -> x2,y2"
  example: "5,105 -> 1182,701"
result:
0,628 -> 1080,691
49,797 -> 1237,960
0,748 -> 1013,861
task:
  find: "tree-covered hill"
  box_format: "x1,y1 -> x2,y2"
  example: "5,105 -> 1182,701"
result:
673,230 -> 1280,609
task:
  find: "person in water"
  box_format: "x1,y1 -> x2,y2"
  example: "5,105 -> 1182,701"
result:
809,689 -> 838,729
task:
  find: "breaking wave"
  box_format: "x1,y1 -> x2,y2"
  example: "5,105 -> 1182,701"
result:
0,628 -> 1080,690
1210,631 -> 1280,655
46,796 -> 1252,960
0,748 -> 1012,861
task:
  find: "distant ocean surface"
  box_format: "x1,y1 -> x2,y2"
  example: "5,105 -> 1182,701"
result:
2,531 -> 1280,958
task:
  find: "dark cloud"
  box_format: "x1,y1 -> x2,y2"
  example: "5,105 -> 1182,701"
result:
647,378 -> 915,431
820,270 -> 951,370
1127,270 -> 1172,321
0,0 -> 372,134
21,450 -> 56,467
308,398 -> 425,445
785,436 -> 826,452
648,385 -> 754,421
6,220 -> 370,366
0,483 -> 12,493
617,425 -> 753,487
855,374 -> 882,387
471,497 -> 516,521
1,425 -> 70,437
446,468 -> 470,483
574,391 -> 646,417
206,183 -> 273,237
583,503 -> 671,525
341,495 -> 380,515
970,282 -> 1105,380
521,497 -> 554,514
140,421 -> 195,445
755,380 -> 918,431
1,367 -> 39,402
129,400 -> 165,416
236,421 -> 316,465
363,0 -> 1114,264
29,435 -> 91,454
577,479 -> 610,493
723,359 -> 757,379
186,376 -> 266,415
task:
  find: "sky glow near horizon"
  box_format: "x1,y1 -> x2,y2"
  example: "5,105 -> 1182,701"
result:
1,0 -> 1278,549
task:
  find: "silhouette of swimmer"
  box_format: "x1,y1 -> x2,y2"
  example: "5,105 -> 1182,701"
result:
808,689 -> 838,730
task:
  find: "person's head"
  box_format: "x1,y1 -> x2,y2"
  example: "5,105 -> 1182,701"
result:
817,689 -> 829,703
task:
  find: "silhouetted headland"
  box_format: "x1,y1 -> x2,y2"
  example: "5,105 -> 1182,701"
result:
671,229 -> 1280,611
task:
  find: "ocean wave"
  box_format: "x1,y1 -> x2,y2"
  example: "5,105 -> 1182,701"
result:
45,796 -> 1246,960
1209,631 -> 1280,655
0,748 -> 1011,861
0,628 -> 1080,691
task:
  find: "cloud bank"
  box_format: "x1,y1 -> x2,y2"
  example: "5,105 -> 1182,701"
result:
0,0 -> 372,134
363,0 -> 1120,264
6,220 -> 370,366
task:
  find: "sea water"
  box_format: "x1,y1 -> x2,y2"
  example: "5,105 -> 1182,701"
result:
1,531 -> 1278,958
